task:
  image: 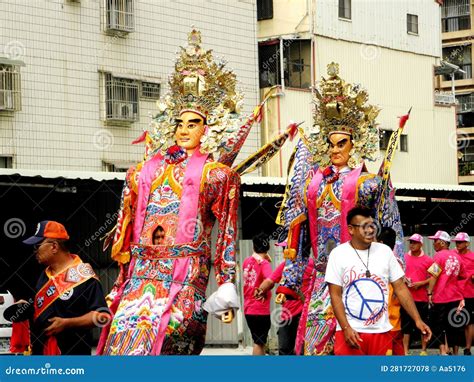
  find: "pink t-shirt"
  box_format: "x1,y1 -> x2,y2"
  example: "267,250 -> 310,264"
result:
269,258 -> 314,320
242,253 -> 272,315
404,251 -> 434,302
457,250 -> 474,299
432,249 -> 465,303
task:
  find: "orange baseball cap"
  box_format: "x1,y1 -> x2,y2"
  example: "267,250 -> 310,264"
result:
23,220 -> 70,245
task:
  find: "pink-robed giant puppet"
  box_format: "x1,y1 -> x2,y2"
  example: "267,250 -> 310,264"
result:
275,63 -> 406,355
96,29 -> 276,355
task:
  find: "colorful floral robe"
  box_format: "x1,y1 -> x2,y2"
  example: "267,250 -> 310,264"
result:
277,140 -> 404,355
99,154 -> 240,355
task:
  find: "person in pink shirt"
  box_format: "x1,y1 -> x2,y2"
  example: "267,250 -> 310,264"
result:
452,232 -> 474,355
256,253 -> 315,355
401,233 -> 434,355
427,230 -> 466,355
242,233 -> 272,355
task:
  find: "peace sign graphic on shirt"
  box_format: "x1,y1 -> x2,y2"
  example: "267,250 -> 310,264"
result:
344,278 -> 385,322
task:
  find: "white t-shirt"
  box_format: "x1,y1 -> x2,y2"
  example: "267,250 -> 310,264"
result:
325,242 -> 404,333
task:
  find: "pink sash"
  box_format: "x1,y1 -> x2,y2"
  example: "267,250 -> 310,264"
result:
306,165 -> 363,255
295,165 -> 362,354
150,149 -> 209,355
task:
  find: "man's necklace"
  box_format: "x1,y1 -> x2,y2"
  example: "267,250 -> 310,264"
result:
350,242 -> 371,277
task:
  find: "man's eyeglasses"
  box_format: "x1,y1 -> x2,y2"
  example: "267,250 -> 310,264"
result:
349,223 -> 377,231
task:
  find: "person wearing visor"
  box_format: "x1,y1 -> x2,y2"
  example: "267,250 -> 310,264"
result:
427,230 -> 466,355
452,232 -> 474,355
21,221 -> 108,355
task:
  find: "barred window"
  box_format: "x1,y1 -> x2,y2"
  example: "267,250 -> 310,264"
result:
141,82 -> 161,100
105,0 -> 134,34
105,73 -> 139,122
442,0 -> 471,33
407,14 -> 419,35
257,0 -> 273,21
338,0 -> 351,20
0,65 -> 21,112
0,156 -> 13,168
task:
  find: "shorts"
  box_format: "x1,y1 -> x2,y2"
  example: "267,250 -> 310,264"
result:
400,301 -> 429,335
245,314 -> 271,345
334,331 -> 392,356
430,301 -> 465,347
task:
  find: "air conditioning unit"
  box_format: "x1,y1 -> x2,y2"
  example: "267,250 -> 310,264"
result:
112,102 -> 134,120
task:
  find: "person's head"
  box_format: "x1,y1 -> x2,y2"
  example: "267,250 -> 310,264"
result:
174,111 -> 206,155
23,221 -> 70,266
347,207 -> 376,246
452,232 -> 471,254
152,225 -> 165,245
428,230 -> 450,252
328,132 -> 353,169
377,227 -> 396,250
408,233 -> 423,255
252,233 -> 270,254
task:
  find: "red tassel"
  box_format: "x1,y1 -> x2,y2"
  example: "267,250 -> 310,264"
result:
43,336 -> 61,355
398,107 -> 412,129
287,123 -> 298,141
10,321 -> 30,353
131,131 -> 147,145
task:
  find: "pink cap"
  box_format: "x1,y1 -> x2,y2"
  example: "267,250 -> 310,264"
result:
274,241 -> 288,247
428,230 -> 451,242
452,232 -> 471,243
408,233 -> 423,244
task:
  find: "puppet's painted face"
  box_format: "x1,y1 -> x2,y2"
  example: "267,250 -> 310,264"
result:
328,132 -> 353,168
175,111 -> 206,155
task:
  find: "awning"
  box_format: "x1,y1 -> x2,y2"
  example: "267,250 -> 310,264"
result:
0,169 -> 473,200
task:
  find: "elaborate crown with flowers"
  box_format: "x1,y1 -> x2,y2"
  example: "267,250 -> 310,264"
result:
148,28 -> 244,155
305,62 -> 380,168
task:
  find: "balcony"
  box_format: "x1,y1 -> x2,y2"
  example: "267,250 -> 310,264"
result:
435,91 -> 456,105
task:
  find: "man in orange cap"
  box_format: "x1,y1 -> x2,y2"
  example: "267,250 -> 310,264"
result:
22,221 -> 109,355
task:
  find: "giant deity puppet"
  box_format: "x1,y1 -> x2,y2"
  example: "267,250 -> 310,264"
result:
97,29 -> 296,355
275,63 -> 407,355
97,29 -> 295,356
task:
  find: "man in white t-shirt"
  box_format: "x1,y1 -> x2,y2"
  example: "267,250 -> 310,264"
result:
325,207 -> 432,355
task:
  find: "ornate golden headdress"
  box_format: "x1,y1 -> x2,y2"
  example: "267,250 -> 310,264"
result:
148,28 -> 244,155
306,62 -> 380,168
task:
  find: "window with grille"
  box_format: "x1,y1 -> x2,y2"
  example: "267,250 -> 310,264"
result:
400,135 -> 408,152
258,39 -> 311,89
141,82 -> 161,100
442,0 -> 471,32
338,0 -> 351,20
0,65 -> 21,112
257,0 -> 273,21
105,73 -> 139,122
103,161 -> 129,172
105,0 -> 134,34
407,14 -> 419,34
0,156 -> 13,168
442,45 -> 472,80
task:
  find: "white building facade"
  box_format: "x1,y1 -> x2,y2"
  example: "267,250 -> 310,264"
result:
0,0 -> 260,172
258,0 -> 458,185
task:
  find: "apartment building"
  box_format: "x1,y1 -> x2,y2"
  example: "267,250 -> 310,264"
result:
436,0 -> 474,184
